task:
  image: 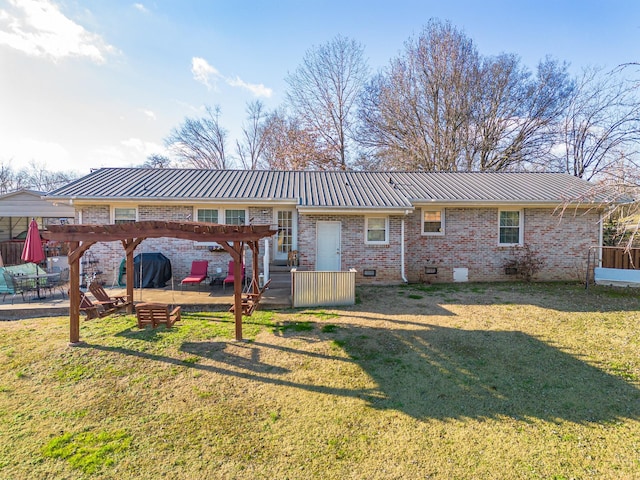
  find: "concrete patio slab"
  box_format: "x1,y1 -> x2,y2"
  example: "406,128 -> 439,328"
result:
0,284 -> 292,320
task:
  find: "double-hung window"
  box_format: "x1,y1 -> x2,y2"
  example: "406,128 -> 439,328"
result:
499,210 -> 522,245
422,209 -> 445,235
113,207 -> 136,224
365,217 -> 388,245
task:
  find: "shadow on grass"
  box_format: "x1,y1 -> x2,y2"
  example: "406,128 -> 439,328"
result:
82,318 -> 640,424
330,323 -> 640,422
112,311 -> 274,342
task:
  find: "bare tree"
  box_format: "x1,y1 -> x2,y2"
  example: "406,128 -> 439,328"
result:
286,35 -> 369,170
236,100 -> 268,170
556,66 -> 640,180
261,109 -> 334,170
358,20 -> 480,170
358,20 -> 574,172
142,154 -> 173,169
471,56 -> 573,171
165,105 -> 229,169
0,160 -> 15,194
0,160 -> 78,192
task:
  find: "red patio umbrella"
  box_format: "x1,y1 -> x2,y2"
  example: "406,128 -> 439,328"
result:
21,219 -> 45,265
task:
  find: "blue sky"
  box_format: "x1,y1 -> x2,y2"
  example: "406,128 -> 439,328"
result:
0,0 -> 638,174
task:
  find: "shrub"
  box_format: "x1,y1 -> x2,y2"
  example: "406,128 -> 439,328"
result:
503,244 -> 545,282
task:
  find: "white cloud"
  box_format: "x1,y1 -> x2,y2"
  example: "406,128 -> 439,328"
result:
140,109 -> 156,120
133,3 -> 148,14
191,56 -> 272,97
227,76 -> 272,98
89,138 -> 167,169
191,56 -> 221,90
0,0 -> 117,63
121,137 -> 165,158
1,136 -> 71,170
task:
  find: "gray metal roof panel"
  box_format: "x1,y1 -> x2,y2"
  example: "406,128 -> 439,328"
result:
47,168 -> 605,207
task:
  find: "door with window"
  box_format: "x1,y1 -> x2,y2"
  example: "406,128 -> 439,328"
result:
274,210 -> 296,262
316,221 -> 341,271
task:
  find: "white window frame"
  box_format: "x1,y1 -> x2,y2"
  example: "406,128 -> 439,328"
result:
365,216 -> 389,245
194,207 -> 249,225
421,208 -> 445,236
112,206 -> 137,224
196,208 -> 219,224
498,209 -> 523,246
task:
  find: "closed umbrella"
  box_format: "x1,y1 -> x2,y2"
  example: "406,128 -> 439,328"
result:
21,219 -> 46,298
21,219 -> 45,264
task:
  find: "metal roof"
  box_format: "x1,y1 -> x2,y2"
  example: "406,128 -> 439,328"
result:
47,168 -> 607,208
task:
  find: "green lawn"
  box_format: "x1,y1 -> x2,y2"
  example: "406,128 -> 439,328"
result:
0,283 -> 639,479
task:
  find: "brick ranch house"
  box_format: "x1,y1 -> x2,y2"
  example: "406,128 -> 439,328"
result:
45,168 -> 606,285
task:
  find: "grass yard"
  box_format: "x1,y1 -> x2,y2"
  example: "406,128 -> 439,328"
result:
0,282 -> 639,479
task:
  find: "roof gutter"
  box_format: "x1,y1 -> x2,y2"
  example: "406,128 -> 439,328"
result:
297,206 -> 414,215
44,196 -> 298,206
410,200 -> 611,208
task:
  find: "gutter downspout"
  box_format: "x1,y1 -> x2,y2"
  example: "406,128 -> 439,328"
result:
598,212 -> 604,268
401,213 -> 408,283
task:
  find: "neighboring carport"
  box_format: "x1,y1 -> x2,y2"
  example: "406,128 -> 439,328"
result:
42,220 -> 277,345
0,189 -> 75,265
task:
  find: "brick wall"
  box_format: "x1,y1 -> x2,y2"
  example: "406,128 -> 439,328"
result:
77,204 -> 274,286
298,214 -> 403,285
404,207 -> 600,283
75,203 -> 600,287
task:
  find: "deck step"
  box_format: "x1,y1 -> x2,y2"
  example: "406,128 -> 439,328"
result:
267,271 -> 291,289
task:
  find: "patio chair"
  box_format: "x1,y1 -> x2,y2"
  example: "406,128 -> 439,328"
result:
135,303 -> 181,329
78,289 -> 111,320
89,281 -> 130,310
180,260 -> 209,290
1,271 -> 35,304
223,260 -> 245,291
47,268 -> 70,298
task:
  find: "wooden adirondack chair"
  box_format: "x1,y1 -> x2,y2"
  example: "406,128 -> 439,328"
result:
135,303 -> 181,329
78,289 -> 113,320
89,281 -> 130,311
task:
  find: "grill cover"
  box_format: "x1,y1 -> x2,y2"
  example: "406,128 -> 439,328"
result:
119,253 -> 172,288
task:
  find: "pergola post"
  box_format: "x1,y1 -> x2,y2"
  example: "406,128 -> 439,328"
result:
66,240 -> 95,345
68,241 -> 80,345
122,238 -> 143,314
250,241 -> 260,295
232,242 -> 244,341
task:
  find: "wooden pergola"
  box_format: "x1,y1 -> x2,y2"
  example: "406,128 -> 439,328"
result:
42,221 -> 277,345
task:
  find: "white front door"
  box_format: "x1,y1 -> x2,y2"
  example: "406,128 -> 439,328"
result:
316,221 -> 341,271
274,209 -> 295,262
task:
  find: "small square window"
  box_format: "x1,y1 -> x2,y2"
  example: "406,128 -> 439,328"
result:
225,209 -> 246,225
366,217 -> 388,244
422,209 -> 444,235
197,209 -> 218,223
